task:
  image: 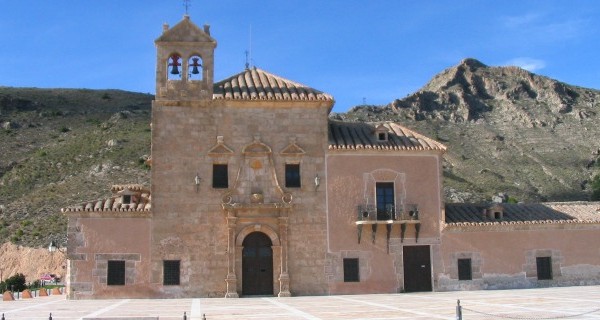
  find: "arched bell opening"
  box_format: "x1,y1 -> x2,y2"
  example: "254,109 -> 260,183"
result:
241,232 -> 274,296
167,53 -> 182,80
188,55 -> 203,81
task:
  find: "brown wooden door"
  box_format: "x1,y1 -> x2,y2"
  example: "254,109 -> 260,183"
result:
403,245 -> 432,292
242,232 -> 274,296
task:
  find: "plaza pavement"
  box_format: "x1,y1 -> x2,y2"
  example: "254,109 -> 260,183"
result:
1,285 -> 600,319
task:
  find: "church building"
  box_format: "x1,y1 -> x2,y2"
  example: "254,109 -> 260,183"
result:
62,16 -> 600,299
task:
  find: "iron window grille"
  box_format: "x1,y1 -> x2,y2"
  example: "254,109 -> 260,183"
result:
163,260 -> 181,285
536,257 -> 553,280
212,164 -> 228,188
458,258 -> 472,280
285,164 -> 301,188
343,258 -> 359,282
107,260 -> 126,286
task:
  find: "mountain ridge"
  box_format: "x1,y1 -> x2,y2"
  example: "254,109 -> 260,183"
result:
1,58 -> 600,248
332,58 -> 600,203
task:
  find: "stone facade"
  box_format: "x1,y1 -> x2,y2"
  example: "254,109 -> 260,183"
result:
62,15 -> 600,299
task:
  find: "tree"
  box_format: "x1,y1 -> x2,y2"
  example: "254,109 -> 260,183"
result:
3,273 -> 26,292
592,174 -> 600,201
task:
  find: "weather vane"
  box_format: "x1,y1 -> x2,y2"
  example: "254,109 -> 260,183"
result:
183,0 -> 191,15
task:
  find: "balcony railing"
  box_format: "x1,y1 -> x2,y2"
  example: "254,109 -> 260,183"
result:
357,204 -> 419,222
355,203 -> 422,249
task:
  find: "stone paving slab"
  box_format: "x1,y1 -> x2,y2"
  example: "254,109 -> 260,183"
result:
1,286 -> 600,319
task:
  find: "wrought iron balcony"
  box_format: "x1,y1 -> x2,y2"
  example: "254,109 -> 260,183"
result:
355,203 -> 421,250
356,204 -> 419,222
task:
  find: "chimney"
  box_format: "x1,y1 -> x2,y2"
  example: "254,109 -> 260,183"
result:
162,23 -> 169,33
203,24 -> 211,35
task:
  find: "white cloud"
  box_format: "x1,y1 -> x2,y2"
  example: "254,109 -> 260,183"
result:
504,58 -> 546,72
501,13 -> 541,29
499,13 -> 585,44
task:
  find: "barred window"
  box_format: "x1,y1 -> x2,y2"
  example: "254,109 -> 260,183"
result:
285,164 -> 301,188
536,257 -> 552,280
107,260 -> 125,286
343,258 -> 359,282
163,260 -> 181,285
213,164 -> 228,188
458,258 -> 472,281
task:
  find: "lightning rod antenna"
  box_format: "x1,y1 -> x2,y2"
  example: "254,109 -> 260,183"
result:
245,25 -> 253,69
183,0 -> 191,15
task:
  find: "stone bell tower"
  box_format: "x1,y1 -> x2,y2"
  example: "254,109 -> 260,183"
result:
154,15 -> 217,101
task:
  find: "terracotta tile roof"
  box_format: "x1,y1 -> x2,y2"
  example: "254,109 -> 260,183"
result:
61,185 -> 151,213
445,202 -> 600,226
213,67 -> 334,102
328,121 -> 447,152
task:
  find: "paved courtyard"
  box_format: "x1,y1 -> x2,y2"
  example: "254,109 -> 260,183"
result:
1,286 -> 600,319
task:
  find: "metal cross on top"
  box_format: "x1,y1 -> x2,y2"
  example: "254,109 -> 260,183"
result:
183,0 -> 191,15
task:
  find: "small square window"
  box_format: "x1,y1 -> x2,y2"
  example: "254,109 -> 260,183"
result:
458,258 -> 472,280
213,164 -> 228,188
343,258 -> 359,282
285,164 -> 301,188
163,260 -> 180,285
536,257 -> 552,280
107,260 -> 126,286
378,132 -> 387,141
123,195 -> 131,204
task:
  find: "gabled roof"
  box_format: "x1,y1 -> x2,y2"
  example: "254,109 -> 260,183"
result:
213,67 -> 334,102
61,185 -> 151,214
155,15 -> 216,44
445,202 -> 600,226
328,121 -> 447,152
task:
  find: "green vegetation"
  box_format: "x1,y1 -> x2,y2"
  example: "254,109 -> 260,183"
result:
0,273 -> 26,292
0,87 -> 153,247
592,174 -> 600,201
507,197 -> 518,204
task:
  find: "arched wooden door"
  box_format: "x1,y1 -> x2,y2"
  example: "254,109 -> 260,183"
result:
242,232 -> 273,296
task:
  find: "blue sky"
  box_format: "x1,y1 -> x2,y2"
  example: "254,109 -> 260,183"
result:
0,1 -> 598,112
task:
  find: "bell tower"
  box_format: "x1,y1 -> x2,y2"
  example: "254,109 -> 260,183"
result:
154,15 -> 217,101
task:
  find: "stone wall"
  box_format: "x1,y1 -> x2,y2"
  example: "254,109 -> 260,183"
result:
325,152 -> 444,294
439,226 -> 600,291
151,99 -> 331,297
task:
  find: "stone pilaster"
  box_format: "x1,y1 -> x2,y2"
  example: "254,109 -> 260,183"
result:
225,215 -> 239,298
278,216 -> 291,297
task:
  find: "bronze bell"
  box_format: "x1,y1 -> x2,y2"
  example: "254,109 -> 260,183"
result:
170,64 -> 180,75
190,57 -> 201,75
169,55 -> 181,75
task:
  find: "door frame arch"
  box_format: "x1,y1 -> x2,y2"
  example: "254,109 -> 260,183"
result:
235,224 -> 282,296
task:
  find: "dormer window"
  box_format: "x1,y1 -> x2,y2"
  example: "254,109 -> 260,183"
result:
122,195 -> 132,205
484,204 -> 503,220
375,124 -> 389,142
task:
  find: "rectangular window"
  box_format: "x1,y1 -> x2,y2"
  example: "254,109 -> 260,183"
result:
212,164 -> 228,188
285,164 -> 301,188
536,257 -> 553,280
163,260 -> 181,285
458,258 -> 472,280
376,182 -> 395,220
107,260 -> 126,286
343,258 -> 359,282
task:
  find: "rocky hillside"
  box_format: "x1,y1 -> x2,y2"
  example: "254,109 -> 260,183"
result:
0,87 -> 153,248
1,59 -> 600,250
332,59 -> 600,203
0,242 -> 66,285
